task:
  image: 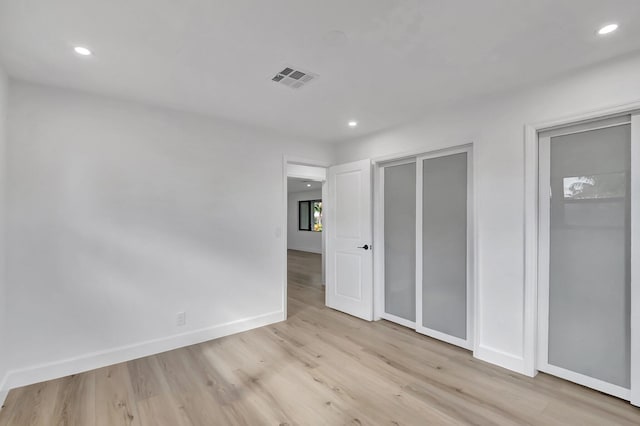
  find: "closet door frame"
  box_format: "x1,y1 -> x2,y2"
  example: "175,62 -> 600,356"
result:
632,113 -> 640,406
375,157 -> 417,329
533,111 -> 640,404
537,118 -> 632,400
416,145 -> 474,350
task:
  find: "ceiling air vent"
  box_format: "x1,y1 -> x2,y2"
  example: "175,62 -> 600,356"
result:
272,66 -> 318,89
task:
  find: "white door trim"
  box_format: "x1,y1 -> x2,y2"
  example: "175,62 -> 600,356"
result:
536,134 -> 551,380
544,364 -> 631,401
631,113 -> 640,407
415,145 -> 474,350
524,101 -> 640,404
373,161 -> 384,321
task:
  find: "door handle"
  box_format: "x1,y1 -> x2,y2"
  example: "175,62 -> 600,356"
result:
357,244 -> 370,250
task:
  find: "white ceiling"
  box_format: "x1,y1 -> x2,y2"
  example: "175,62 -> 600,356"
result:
288,177 -> 321,194
1,1 -> 640,142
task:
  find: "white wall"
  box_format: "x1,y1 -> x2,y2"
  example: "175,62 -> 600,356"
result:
0,65 -> 8,401
286,164 -> 327,181
3,81 -> 334,390
335,51 -> 640,375
287,189 -> 322,253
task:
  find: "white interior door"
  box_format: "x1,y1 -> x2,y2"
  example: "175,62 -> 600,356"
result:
326,159 -> 373,321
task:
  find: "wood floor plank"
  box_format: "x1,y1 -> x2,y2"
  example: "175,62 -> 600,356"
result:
0,379 -> 59,426
49,372 -> 96,425
1,249 -> 639,425
126,356 -> 187,426
154,347 -> 235,425
95,363 -> 140,426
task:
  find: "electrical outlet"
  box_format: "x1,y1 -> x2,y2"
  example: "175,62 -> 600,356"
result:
176,311 -> 186,327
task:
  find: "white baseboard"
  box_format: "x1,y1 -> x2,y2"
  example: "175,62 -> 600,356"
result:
474,344 -> 530,376
1,310 -> 284,393
0,390 -> 7,411
0,372 -> 9,409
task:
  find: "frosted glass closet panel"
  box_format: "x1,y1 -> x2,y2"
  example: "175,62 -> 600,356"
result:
384,162 -> 416,322
548,124 -> 631,388
422,153 -> 467,339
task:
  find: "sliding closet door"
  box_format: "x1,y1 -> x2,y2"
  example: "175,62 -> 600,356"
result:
538,118 -> 632,400
382,162 -> 416,326
416,148 -> 473,349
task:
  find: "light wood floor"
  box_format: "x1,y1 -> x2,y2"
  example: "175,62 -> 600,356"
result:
1,249 -> 639,425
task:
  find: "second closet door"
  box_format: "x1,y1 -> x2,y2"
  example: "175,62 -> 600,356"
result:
417,149 -> 472,349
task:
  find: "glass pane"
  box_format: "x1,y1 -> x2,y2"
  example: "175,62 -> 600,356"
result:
548,124 -> 631,388
313,201 -> 323,232
422,153 -> 467,339
384,162 -> 416,322
299,201 -> 310,230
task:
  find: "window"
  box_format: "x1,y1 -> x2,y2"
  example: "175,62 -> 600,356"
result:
299,200 -> 322,232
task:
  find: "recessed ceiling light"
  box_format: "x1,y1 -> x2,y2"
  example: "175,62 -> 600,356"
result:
74,46 -> 92,56
598,24 -> 618,35
348,121 -> 358,127
306,183 -> 312,187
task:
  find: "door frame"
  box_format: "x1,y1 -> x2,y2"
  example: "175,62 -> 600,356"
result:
372,143 -> 477,351
282,157 -> 329,320
524,102 -> 640,406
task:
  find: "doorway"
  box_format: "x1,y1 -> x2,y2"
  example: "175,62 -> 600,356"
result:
284,163 -> 327,318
